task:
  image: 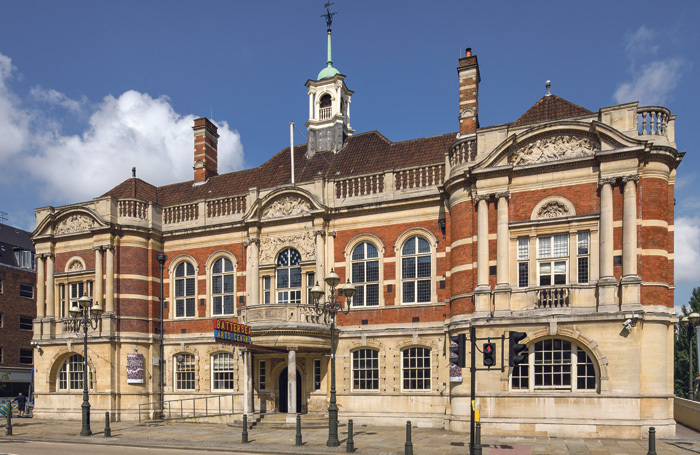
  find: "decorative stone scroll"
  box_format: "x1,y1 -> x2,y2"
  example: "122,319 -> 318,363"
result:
259,231 -> 316,264
262,196 -> 312,220
510,135 -> 599,166
55,214 -> 95,235
537,201 -> 571,219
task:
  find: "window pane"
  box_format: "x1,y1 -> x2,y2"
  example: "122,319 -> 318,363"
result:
518,262 -> 529,288
366,284 -> 379,306
366,243 -> 378,258
402,258 -> 416,279
352,245 -> 365,260
417,280 -> 431,303
538,236 -> 551,258
213,258 -> 222,274
417,256 -> 431,278
553,234 -> 568,256
417,237 -> 430,253
277,269 -> 289,288
366,260 -> 379,282
224,295 -> 234,314
553,261 -> 566,274
402,238 -> 416,255
352,262 -> 365,283
577,232 -> 589,255
212,276 -> 222,294
290,268 -> 302,287
517,237 -> 529,260
578,257 -> 589,284
213,296 -> 222,315
289,249 -> 301,266
186,298 -> 195,317
403,282 -> 415,303
186,278 -> 195,295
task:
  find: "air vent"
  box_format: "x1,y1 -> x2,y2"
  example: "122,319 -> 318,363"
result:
412,317 -> 420,323
361,319 -> 368,325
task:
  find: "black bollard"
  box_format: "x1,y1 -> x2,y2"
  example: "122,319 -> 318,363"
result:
295,414 -> 302,446
474,422 -> 482,455
5,410 -> 11,436
404,420 -> 413,455
647,427 -> 657,455
346,419 -> 355,453
241,414 -> 249,443
104,412 -> 111,437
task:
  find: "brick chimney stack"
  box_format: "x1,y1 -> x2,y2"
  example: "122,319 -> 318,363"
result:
457,48 -> 480,136
193,117 -> 219,183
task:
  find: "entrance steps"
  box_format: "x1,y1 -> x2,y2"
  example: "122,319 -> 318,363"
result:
171,412 -> 332,429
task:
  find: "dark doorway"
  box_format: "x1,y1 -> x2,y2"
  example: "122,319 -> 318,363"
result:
278,368 -> 302,413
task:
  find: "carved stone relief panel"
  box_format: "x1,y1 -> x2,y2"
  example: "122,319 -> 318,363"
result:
259,231 -> 316,264
537,201 -> 571,219
509,135 -> 599,166
262,196 -> 312,220
67,259 -> 84,271
55,214 -> 95,235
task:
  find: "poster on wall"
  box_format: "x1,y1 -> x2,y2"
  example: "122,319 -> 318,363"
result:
127,353 -> 145,384
449,363 -> 463,382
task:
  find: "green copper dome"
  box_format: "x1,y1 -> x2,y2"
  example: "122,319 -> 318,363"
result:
317,64 -> 339,80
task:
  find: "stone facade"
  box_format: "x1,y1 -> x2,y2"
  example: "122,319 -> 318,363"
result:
30,49 -> 680,439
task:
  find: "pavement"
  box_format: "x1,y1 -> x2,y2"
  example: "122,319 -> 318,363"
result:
2,415 -> 700,455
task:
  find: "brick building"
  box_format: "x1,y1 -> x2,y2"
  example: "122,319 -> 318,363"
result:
31,27 -> 680,438
0,223 -> 36,397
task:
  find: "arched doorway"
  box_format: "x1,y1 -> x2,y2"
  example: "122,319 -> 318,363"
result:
278,367 -> 302,413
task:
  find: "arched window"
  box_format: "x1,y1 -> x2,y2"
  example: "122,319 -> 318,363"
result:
352,348 -> 379,390
174,353 -> 196,390
402,347 -> 431,391
211,352 -> 235,391
319,94 -> 332,120
175,261 -> 196,318
401,236 -> 431,303
276,248 -> 302,304
58,354 -> 92,390
511,338 -> 598,392
320,94 -> 332,108
211,257 -> 234,315
351,242 -> 379,307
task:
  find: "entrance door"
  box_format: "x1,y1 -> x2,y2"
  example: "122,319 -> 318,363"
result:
278,367 -> 302,413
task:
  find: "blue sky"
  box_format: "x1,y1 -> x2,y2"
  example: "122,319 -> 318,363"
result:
0,1 -> 697,310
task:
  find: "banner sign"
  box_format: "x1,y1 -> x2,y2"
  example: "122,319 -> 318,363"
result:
213,319 -> 252,344
127,353 -> 145,384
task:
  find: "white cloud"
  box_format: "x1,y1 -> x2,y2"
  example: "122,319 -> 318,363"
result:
0,53 -> 30,162
30,86 -> 86,113
613,25 -> 686,106
0,50 -> 244,206
613,58 -> 684,106
675,216 -> 700,284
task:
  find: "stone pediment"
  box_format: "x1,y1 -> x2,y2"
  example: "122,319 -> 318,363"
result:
55,214 -> 96,235
33,207 -> 107,238
509,134 -> 599,166
261,195 -> 312,220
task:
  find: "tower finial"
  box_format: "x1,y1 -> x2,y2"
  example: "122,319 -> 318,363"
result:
322,2 -> 336,32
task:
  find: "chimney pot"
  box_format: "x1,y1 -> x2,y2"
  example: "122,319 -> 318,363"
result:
465,47 -> 472,57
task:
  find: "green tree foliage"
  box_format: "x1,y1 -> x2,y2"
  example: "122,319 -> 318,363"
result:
675,287 -> 700,397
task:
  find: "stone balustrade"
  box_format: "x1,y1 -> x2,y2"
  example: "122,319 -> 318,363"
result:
637,106 -> 671,137
395,164 -> 445,190
319,107 -> 332,120
536,286 -> 570,309
118,199 -> 149,219
448,138 -> 476,167
164,202 -> 199,224
206,195 -> 246,218
335,173 -> 384,199
238,303 -> 327,327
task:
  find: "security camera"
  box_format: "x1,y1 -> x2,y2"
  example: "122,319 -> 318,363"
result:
623,319 -> 632,331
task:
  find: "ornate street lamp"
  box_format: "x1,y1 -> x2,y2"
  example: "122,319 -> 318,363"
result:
310,268 -> 355,447
680,312 -> 700,400
69,294 -> 103,436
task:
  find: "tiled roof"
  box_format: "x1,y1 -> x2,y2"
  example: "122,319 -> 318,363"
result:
0,224 -> 34,267
103,131 -> 457,207
514,94 -> 592,127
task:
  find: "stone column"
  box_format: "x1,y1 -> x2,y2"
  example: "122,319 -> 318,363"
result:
46,254 -> 55,317
621,175 -> 641,309
105,245 -> 115,313
287,349 -> 297,420
245,236 -> 260,306
622,175 -> 639,277
36,255 -> 45,318
243,350 -> 253,416
475,195 -> 490,314
598,178 -> 615,280
94,247 -> 104,305
598,177 -> 617,311
494,192 -> 511,315
496,193 -> 510,288
476,196 -> 489,288
314,229 -> 326,286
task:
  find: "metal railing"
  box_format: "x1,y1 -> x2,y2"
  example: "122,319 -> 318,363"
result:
138,394 -> 234,423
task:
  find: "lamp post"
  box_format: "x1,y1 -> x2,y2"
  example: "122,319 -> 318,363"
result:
69,294 -> 103,436
310,268 -> 355,447
680,313 -> 700,400
157,253 -> 167,419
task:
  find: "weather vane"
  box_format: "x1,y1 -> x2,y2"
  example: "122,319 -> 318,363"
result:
322,2 -> 336,31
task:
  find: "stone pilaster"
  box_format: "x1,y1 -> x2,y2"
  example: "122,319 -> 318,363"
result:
245,236 -> 260,305
474,194 -> 491,314
621,175 -> 642,309
46,254 -> 55,318
598,178 -> 617,311
93,246 -> 104,307
494,192 -> 511,315
36,254 -> 45,318
105,245 -> 115,313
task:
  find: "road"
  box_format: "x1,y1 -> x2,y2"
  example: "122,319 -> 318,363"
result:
0,440 -> 270,455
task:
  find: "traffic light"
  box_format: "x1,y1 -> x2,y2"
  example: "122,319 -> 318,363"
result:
482,342 -> 496,367
509,331 -> 528,366
449,333 -> 466,368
